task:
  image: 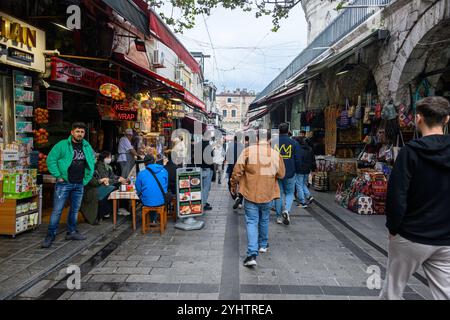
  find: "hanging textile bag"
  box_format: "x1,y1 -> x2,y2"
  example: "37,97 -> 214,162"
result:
381,101 -> 398,120
354,96 -> 363,120
393,131 -> 405,161
375,103 -> 383,120
339,98 -> 351,129
398,104 -> 414,128
370,173 -> 388,201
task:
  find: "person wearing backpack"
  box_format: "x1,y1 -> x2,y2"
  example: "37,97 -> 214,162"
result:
135,155 -> 169,222
294,136 -> 316,208
380,96 -> 450,300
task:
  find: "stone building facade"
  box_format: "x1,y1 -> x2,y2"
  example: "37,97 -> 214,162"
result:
216,89 -> 256,132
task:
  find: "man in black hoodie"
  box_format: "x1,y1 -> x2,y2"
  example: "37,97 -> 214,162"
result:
380,96 -> 450,300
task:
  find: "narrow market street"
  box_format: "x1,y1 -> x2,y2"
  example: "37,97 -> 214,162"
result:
0,182 -> 431,300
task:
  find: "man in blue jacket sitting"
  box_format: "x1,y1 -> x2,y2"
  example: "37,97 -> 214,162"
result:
136,155 -> 168,222
272,123 -> 301,226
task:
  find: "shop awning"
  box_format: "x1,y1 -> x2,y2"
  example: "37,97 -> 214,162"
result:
113,53 -> 184,92
297,29 -> 389,82
102,0 -> 149,37
131,0 -> 201,74
181,115 -> 207,133
247,107 -> 271,123
250,83 -> 305,110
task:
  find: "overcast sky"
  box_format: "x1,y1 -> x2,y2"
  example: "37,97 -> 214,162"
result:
164,4 -> 308,94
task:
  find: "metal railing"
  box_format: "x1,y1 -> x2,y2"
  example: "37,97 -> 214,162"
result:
254,0 -> 393,102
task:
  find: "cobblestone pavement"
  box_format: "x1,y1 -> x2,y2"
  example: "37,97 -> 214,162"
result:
2,182 -> 433,300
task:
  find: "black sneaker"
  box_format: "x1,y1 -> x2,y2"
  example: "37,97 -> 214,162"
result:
65,231 -> 87,241
41,235 -> 55,248
307,196 -> 314,204
243,255 -> 257,267
282,211 -> 290,225
204,203 -> 213,211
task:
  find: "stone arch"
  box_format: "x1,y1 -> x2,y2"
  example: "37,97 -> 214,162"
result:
388,0 -> 450,103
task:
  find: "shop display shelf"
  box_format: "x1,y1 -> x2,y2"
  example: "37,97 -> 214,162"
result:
16,209 -> 38,218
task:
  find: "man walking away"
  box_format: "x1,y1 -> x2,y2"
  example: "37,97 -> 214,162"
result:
380,96 -> 450,300
231,130 -> 285,267
117,128 -> 138,179
42,122 -> 96,248
294,136 -> 316,208
272,123 -> 301,225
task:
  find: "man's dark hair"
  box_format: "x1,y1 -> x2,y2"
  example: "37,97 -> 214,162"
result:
417,96 -> 450,127
300,130 -> 307,135
144,154 -> 156,166
72,122 -> 87,131
279,123 -> 289,135
98,151 -> 111,162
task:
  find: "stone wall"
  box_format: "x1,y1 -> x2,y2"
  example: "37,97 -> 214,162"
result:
300,0 -> 341,44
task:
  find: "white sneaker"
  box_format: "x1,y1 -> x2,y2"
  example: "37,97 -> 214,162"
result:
259,247 -> 269,253
276,217 -> 283,224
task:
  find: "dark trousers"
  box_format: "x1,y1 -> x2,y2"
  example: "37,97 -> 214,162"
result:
98,197 -> 113,219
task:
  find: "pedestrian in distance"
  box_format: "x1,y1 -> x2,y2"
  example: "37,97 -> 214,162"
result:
272,123 -> 301,225
231,130 -> 285,267
117,128 -> 138,179
226,134 -> 245,209
380,96 -> 450,300
294,136 -> 316,208
42,122 -> 96,248
213,137 -> 225,184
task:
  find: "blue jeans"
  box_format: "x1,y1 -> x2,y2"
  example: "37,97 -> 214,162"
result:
296,174 -> 311,204
47,182 -> 84,237
202,168 -> 213,204
275,176 -> 296,216
244,199 -> 271,257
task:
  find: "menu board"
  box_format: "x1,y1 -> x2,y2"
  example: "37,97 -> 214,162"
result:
176,168 -> 203,218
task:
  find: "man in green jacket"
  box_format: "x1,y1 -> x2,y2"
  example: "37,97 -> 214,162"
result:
42,122 -> 96,248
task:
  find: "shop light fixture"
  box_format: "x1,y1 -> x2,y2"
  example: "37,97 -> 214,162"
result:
52,22 -> 71,31
170,97 -> 182,102
336,64 -> 355,76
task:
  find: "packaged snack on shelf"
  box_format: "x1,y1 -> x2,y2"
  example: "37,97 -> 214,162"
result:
16,105 -> 34,117
16,121 -> 33,133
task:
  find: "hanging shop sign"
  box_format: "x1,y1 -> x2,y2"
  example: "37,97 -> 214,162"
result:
0,12 -> 46,73
184,90 -> 206,111
47,90 -> 63,110
51,57 -> 124,91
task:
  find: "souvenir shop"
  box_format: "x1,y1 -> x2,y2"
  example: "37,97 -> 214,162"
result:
0,12 -> 45,236
311,90 -> 418,216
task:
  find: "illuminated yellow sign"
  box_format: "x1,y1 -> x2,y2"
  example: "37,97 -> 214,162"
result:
0,16 -> 37,48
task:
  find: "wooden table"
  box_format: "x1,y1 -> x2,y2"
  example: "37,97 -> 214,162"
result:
108,190 -> 140,231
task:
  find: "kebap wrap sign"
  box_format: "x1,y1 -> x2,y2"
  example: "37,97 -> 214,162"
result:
176,168 -> 203,218
0,12 -> 46,72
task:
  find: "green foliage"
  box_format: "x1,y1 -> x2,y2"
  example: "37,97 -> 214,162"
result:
146,0 -> 296,33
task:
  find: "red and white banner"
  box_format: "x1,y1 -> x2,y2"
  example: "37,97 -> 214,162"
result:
50,57 -> 124,91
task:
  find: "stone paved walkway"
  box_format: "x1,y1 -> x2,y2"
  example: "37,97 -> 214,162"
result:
1,182 -> 433,300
